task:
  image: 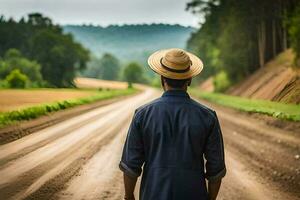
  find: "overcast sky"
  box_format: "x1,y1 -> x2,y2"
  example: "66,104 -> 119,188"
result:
1,0 -> 200,27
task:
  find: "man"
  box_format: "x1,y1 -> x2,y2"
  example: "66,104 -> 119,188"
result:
119,48 -> 226,200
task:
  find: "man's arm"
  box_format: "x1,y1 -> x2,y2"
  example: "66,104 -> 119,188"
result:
208,179 -> 222,200
123,173 -> 137,200
204,111 -> 226,200
119,111 -> 144,200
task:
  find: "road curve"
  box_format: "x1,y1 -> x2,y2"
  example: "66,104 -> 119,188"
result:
0,88 -> 299,200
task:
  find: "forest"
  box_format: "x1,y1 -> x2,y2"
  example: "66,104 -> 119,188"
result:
186,0 -> 300,91
0,13 -> 90,87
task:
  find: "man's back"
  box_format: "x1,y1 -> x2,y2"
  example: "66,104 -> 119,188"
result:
120,90 -> 226,200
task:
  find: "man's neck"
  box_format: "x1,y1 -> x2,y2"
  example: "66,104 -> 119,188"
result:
164,88 -> 187,92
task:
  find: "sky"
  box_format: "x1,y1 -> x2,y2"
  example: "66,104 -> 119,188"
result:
1,0 -> 200,27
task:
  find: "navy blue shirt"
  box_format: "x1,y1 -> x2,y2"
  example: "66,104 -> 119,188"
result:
120,90 -> 226,200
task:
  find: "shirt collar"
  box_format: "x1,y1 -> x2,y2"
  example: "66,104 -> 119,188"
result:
162,90 -> 190,98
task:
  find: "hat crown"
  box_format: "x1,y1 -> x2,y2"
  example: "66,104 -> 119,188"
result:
162,49 -> 191,70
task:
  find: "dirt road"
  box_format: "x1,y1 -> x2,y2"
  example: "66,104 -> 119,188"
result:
0,88 -> 299,200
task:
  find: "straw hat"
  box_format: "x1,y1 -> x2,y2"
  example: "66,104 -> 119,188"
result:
148,48 -> 203,80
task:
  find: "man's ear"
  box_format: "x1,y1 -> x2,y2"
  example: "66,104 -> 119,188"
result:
161,76 -> 165,87
187,78 -> 192,86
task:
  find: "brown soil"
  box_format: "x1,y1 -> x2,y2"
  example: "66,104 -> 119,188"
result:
198,76 -> 214,92
227,49 -> 300,104
74,77 -> 128,90
0,89 -> 95,112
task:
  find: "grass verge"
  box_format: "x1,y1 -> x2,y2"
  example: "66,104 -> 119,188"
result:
190,89 -> 300,122
0,88 -> 137,128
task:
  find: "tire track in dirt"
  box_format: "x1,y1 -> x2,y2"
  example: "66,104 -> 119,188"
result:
21,118 -> 131,200
0,98 -> 128,162
57,125 -> 129,200
0,105 -> 120,167
1,116 -> 129,200
0,106 -> 127,186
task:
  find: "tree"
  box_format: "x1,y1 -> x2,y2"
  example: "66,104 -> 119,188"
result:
186,1 -> 222,82
27,13 -> 53,27
83,53 -> 121,80
5,69 -> 29,88
213,71 -> 231,92
99,53 -> 121,80
123,62 -> 145,86
82,56 -> 102,78
0,49 -> 43,86
28,29 -> 90,87
288,4 -> 300,67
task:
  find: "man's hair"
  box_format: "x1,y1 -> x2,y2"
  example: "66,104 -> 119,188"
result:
163,76 -> 191,88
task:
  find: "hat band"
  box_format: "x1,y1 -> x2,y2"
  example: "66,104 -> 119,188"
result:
160,58 -> 191,73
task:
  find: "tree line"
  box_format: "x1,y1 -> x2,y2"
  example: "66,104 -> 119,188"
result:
186,0 -> 300,91
0,13 -> 89,87
0,13 -> 149,88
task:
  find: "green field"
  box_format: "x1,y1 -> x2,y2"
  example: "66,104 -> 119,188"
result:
0,88 -> 137,128
190,89 -> 300,122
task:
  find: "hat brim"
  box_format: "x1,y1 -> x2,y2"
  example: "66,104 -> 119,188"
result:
148,49 -> 203,80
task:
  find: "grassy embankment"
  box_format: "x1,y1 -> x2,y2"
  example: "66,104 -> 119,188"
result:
0,88 -> 137,128
190,89 -> 300,122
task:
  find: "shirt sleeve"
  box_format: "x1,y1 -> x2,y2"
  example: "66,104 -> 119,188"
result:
119,110 -> 145,178
204,111 -> 226,182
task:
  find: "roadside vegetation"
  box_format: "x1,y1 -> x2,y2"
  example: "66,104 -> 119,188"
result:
190,89 -> 300,122
0,88 -> 137,128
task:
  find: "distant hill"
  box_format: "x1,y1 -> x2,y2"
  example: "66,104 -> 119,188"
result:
63,24 -> 195,63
